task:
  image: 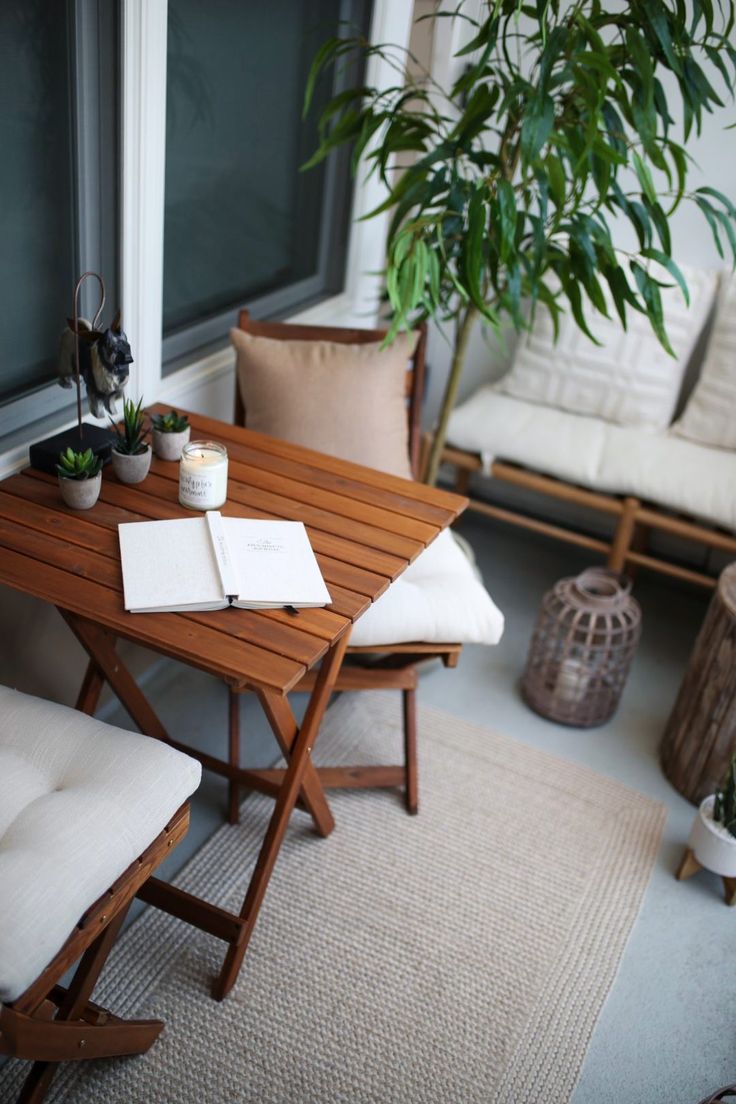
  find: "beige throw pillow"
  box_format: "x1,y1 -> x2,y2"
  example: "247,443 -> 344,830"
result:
231,328 -> 416,478
673,273 -> 736,449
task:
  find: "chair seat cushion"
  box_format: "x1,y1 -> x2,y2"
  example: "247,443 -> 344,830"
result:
349,529 -> 505,647
0,687 -> 201,1003
447,387 -> 736,532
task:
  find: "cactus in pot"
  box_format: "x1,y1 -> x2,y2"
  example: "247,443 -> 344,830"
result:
56,447 -> 103,509
109,397 -> 151,483
151,409 -> 190,461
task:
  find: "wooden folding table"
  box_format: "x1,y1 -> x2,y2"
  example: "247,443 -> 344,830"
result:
0,406 -> 466,999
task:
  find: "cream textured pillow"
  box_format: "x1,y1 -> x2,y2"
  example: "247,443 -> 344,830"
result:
498,263 -> 717,429
673,273 -> 736,449
231,329 -> 416,478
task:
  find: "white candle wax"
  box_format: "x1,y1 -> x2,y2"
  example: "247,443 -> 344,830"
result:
179,441 -> 228,510
554,658 -> 590,704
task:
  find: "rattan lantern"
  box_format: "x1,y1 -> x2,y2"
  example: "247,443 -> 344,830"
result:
522,567 -> 641,727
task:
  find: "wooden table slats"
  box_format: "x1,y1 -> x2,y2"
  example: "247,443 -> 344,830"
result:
178,406 -> 464,513
0,413 -> 466,694
0,544 -> 307,691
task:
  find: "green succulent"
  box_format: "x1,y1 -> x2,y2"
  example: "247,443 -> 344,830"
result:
56,447 -> 103,481
110,396 -> 148,456
151,409 -> 189,433
714,757 -> 736,839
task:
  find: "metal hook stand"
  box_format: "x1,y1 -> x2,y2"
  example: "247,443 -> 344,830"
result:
72,271 -> 106,440
28,272 -> 116,474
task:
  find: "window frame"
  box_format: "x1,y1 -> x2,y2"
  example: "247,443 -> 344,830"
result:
0,0 -> 119,450
160,0 -> 369,373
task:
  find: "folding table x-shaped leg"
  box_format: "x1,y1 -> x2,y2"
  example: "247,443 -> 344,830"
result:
61,609 -> 349,1001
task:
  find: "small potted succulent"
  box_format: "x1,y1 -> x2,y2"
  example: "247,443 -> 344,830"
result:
110,396 -> 151,483
56,447 -> 103,510
151,409 -> 190,461
687,756 -> 736,880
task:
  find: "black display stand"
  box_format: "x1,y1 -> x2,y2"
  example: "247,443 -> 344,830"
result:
29,423 -> 114,475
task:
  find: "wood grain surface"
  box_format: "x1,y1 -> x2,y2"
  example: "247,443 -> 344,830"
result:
0,408 -> 466,695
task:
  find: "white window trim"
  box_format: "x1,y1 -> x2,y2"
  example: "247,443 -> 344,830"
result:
0,0 -> 414,478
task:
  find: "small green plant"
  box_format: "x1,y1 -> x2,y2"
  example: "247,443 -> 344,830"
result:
714,757 -> 736,838
56,447 -> 103,481
111,397 -> 148,455
151,409 -> 189,433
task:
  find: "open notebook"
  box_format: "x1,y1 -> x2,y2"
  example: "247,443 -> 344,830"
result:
118,512 -> 332,613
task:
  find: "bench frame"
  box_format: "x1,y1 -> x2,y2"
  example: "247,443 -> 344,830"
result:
441,443 -> 736,590
0,805 -> 189,1104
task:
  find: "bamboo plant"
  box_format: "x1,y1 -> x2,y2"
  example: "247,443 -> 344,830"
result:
304,1 -> 736,484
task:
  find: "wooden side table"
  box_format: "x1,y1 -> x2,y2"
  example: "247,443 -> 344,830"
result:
661,562 -> 736,805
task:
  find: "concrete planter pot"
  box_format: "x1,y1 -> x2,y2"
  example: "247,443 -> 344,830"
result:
689,795 -> 736,877
111,445 -> 152,484
153,425 -> 190,461
58,472 -> 102,510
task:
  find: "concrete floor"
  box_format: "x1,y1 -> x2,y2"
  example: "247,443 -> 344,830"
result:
102,513 -> 736,1104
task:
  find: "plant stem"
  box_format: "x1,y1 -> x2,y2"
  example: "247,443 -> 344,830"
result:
423,305 -> 478,486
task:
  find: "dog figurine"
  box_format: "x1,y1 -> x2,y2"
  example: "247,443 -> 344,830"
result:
58,311 -> 133,417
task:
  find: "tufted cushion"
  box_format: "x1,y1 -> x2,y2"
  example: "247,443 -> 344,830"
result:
673,272 -> 736,449
0,687 -> 201,1003
447,387 -> 736,532
497,263 -> 717,430
349,529 -> 505,647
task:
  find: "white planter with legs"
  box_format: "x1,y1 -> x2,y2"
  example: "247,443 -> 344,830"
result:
689,795 -> 736,876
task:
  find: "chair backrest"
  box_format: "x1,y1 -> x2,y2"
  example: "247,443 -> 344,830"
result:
233,310 -> 428,479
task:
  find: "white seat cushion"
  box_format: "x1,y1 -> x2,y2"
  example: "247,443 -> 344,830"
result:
0,687 -> 201,1003
448,386 -> 608,487
597,427 -> 736,532
447,387 -> 736,532
349,529 -> 505,647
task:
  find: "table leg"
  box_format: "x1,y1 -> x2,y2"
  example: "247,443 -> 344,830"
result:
75,660 -> 105,715
60,608 -> 348,1000
59,612 -> 171,742
62,608 -> 336,835
213,631 -> 349,1000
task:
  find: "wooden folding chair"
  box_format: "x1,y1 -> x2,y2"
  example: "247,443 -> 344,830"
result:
0,806 -> 190,1104
229,312 -> 462,818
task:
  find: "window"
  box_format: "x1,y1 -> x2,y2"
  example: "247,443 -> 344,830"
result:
0,0 -> 118,448
162,0 -> 371,369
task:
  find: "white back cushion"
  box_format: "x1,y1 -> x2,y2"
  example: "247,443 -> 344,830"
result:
498,263 -> 717,429
673,273 -> 736,449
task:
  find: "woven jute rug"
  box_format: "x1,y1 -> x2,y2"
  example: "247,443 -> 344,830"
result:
0,693 -> 666,1104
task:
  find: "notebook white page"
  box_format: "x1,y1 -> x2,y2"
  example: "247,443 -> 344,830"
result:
222,517 -> 332,608
119,516 -> 225,613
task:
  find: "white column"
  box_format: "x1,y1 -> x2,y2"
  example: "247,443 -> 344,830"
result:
120,0 -> 169,404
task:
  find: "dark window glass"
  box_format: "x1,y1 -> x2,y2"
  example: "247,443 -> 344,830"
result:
0,2 -> 75,402
163,0 -> 369,359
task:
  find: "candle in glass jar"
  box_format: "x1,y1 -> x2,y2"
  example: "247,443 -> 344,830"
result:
179,441 -> 228,510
